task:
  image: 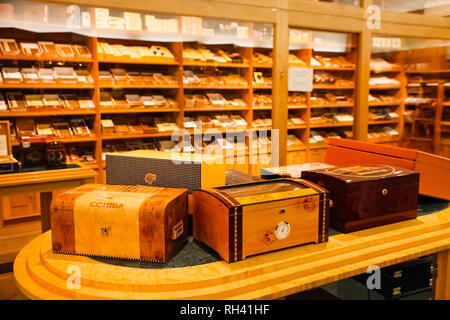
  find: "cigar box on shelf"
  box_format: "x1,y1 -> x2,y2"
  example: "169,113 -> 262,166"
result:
126,94 -> 144,108
42,94 -> 63,111
139,116 -> 158,134
70,118 -> 90,136
325,138 -> 450,201
0,121 -> 20,174
75,70 -> 93,84
61,94 -> 80,110
112,117 -> 130,135
110,91 -> 129,109
111,68 -> 130,85
101,119 -> 116,135
73,45 -> 92,58
77,96 -> 95,110
55,44 -> 74,58
53,67 -> 77,84
0,94 -> 7,111
53,121 -> 73,139
38,68 -> 56,84
21,68 -> 40,83
36,123 -> 55,137
100,92 -> 116,109
2,67 -> 23,83
0,39 -> 20,55
16,118 -> 36,136
20,42 -> 42,57
99,70 -> 114,85
24,94 -> 44,111
193,178 -> 331,262
301,165 -> 419,233
50,184 -> 189,262
38,41 -> 58,58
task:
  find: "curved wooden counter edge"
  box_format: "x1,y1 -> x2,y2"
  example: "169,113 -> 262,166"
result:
14,208 -> 450,300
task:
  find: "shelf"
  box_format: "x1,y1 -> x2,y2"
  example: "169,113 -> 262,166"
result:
410,137 -> 433,142
443,102 -> 450,107
98,57 -> 179,65
183,61 -> 250,68
253,106 -> 272,110
0,110 -> 96,117
184,86 -> 249,90
101,108 -> 180,114
313,85 -> 354,90
288,105 -> 309,109
184,107 -> 249,112
99,84 -> 179,89
253,63 -> 272,69
309,144 -> 328,150
405,69 -> 450,74
12,136 -> 98,146
310,122 -> 354,128
370,67 -> 403,73
369,85 -> 402,90
102,128 -> 251,140
311,103 -> 354,108
314,66 -> 355,71
0,83 -> 95,89
287,146 -> 307,152
440,121 -> 450,126
369,102 -> 401,107
253,85 -> 272,90
368,120 -> 400,125
0,54 -> 93,63
288,125 -> 307,130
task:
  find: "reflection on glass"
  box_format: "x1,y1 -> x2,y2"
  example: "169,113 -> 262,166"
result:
307,0 -> 361,6
373,0 -> 450,16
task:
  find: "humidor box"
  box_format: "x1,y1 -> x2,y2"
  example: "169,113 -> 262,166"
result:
301,165 -> 419,233
50,184 -> 189,262
325,138 -> 450,201
193,178 -> 331,262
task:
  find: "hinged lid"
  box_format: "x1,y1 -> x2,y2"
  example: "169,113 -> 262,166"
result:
213,178 -> 326,206
302,165 -> 419,195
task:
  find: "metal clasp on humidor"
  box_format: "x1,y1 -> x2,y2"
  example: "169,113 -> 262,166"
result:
382,188 -> 388,196
279,208 -> 286,215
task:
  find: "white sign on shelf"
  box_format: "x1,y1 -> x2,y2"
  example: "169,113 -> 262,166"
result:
288,67 -> 313,92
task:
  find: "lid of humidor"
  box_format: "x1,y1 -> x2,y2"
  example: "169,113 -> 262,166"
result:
301,165 -> 419,195
212,178 -> 324,206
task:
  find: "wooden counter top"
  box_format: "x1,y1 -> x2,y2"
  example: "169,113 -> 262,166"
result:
14,207 -> 450,300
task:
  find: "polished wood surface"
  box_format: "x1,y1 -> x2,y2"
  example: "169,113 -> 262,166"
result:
13,206 -> 450,299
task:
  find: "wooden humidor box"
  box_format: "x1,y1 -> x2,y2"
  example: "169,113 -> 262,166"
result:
193,178 -> 330,262
325,138 -> 450,201
301,165 -> 419,233
0,120 -> 20,174
51,184 -> 189,262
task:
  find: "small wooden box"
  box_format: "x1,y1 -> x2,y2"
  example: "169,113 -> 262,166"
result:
0,120 -> 20,174
325,138 -> 450,201
193,178 -> 330,262
51,184 -> 188,262
301,165 -> 419,233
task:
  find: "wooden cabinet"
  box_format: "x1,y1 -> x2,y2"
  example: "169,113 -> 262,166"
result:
0,193 -> 40,222
309,148 -> 327,162
225,155 -> 249,174
287,150 -> 307,165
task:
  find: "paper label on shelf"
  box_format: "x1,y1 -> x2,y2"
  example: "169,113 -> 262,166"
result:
288,67 -> 313,92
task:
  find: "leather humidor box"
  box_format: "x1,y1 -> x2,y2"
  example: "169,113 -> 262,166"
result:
193,178 -> 330,262
301,165 -> 419,233
51,184 -> 188,262
325,138 -> 450,201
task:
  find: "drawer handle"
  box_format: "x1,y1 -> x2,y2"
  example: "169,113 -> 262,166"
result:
381,189 -> 388,196
279,208 -> 286,215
